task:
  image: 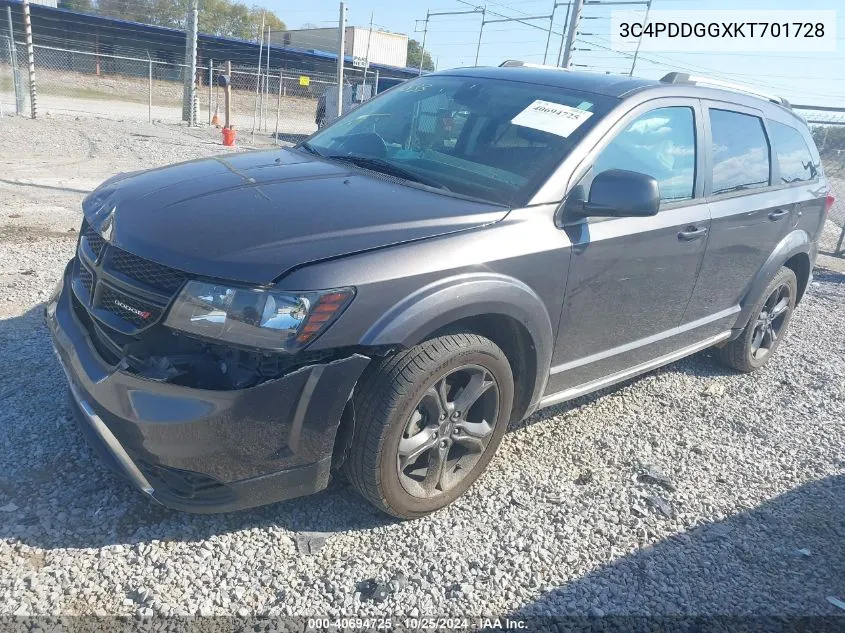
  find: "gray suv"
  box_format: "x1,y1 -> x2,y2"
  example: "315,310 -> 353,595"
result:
47,63 -> 834,519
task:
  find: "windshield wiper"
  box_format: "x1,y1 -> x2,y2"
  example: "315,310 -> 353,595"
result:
296,141 -> 323,157
324,154 -> 451,191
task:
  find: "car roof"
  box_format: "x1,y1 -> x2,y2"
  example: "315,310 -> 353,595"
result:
433,65 -> 658,99
432,65 -> 804,125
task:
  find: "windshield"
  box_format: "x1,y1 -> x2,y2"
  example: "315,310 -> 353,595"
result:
305,75 -> 615,206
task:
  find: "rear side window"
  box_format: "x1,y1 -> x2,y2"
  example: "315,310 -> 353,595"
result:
768,120 -> 818,183
709,109 -> 771,194
592,106 -> 696,202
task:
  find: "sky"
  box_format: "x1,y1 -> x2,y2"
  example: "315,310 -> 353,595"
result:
261,0 -> 844,108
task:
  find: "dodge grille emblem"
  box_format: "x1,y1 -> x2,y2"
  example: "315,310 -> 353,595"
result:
113,299 -> 151,320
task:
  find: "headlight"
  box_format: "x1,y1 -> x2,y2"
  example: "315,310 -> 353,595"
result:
164,281 -> 354,351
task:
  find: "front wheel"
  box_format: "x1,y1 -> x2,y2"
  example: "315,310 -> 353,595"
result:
717,266 -> 797,372
343,333 -> 514,519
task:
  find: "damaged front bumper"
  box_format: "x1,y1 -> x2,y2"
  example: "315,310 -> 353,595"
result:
47,262 -> 369,513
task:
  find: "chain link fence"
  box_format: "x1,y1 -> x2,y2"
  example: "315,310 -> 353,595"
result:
0,35 -> 27,116
6,43 -> 214,124
819,142 -> 844,257
1,40 -> 382,146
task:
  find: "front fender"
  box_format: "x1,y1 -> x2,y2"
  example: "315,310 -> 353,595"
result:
360,272 -> 554,410
734,228 -> 811,330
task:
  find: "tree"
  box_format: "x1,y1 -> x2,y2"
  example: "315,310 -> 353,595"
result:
407,39 -> 434,71
88,0 -> 285,40
812,124 -> 845,157
58,0 -> 95,11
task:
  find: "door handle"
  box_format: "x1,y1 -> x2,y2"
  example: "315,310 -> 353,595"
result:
678,226 -> 708,241
768,209 -> 789,221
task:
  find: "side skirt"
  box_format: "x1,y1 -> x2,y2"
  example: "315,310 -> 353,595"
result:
538,330 -> 732,410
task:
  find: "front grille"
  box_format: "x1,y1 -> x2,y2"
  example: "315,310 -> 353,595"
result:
78,264 -> 94,294
81,220 -> 106,259
110,248 -> 187,293
98,285 -> 162,327
74,217 -> 191,333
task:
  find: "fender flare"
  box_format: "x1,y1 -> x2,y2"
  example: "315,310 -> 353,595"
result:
360,272 -> 554,411
735,228 -> 811,330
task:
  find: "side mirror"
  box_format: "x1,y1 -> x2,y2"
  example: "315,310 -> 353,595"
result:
571,169 -> 660,218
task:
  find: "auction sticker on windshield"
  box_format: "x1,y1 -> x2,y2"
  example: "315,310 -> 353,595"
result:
511,100 -> 593,137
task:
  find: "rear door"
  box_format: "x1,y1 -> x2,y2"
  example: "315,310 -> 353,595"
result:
548,98 -> 710,394
682,103 -> 795,328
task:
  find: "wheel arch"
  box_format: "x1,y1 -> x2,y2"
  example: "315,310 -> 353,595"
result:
783,251 -> 811,304
735,229 -> 811,330
359,273 -> 554,420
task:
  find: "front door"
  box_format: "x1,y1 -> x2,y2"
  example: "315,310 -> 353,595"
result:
548,100 -> 710,395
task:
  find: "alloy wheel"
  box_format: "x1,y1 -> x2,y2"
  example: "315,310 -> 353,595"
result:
396,365 -> 500,499
750,283 -> 792,360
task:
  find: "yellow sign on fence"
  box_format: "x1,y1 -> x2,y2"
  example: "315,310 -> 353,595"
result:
299,76 -> 310,87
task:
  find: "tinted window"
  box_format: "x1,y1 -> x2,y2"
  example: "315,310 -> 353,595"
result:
307,76 -> 615,206
593,106 -> 696,202
710,109 -> 770,194
768,119 -> 818,183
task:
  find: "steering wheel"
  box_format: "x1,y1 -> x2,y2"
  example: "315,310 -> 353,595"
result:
335,132 -> 387,158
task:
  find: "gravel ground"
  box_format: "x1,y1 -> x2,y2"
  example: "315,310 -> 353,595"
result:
0,114 -> 844,622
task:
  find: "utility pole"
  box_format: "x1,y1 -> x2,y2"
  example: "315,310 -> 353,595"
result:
629,0 -> 651,76
456,1 -> 561,65
182,0 -> 198,124
336,2 -> 346,118
417,7 -> 484,73
556,2 -> 572,66
474,6 -> 485,66
418,10 -> 429,76
22,0 -> 35,119
479,12 -> 551,65
362,11 -> 373,89
561,0 -> 583,68
251,11 -> 265,143
543,0 -> 556,64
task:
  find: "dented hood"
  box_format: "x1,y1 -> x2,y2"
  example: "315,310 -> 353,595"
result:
82,149 -> 508,285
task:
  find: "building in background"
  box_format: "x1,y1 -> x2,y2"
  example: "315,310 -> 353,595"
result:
272,27 -> 408,69
29,0 -> 57,6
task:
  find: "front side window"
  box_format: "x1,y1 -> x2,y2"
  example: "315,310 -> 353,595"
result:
768,119 -> 818,183
592,106 -> 696,202
710,109 -> 771,194
306,75 -> 616,206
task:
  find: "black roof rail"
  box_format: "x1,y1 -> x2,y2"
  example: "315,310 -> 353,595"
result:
660,72 -> 791,108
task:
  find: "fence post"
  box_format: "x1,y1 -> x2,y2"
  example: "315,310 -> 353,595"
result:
274,69 -> 282,145
263,25 -> 270,131
22,0 -> 36,119
225,60 -> 231,130
6,8 -> 22,115
208,59 -> 213,125
147,51 -> 152,123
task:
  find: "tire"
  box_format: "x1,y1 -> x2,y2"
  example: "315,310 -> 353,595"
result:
717,266 -> 798,373
343,332 -> 514,519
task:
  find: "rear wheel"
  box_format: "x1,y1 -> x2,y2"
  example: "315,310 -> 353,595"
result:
717,266 -> 797,372
344,333 -> 514,519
